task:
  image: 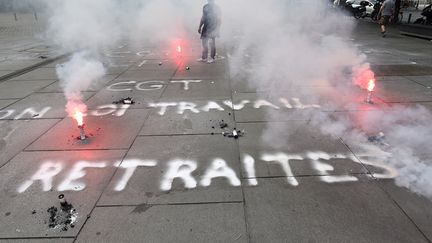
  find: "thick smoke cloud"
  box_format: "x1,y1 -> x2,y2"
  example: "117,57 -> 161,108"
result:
40,0 -> 432,199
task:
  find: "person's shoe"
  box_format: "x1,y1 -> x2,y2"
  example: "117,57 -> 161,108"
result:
207,58 -> 215,64
381,31 -> 386,38
197,58 -> 207,62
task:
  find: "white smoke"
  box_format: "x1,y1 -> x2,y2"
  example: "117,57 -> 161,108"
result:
40,0 -> 432,199
56,52 -> 105,117
217,0 -> 432,200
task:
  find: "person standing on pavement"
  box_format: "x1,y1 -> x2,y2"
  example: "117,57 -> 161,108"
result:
378,0 -> 395,37
197,0 -> 221,64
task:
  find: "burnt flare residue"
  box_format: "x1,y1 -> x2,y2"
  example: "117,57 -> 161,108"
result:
113,97 -> 135,105
223,128 -> 245,139
46,194 -> 78,231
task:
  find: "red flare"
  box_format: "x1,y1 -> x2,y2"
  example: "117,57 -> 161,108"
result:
74,111 -> 84,126
367,79 -> 375,92
177,45 -> 182,53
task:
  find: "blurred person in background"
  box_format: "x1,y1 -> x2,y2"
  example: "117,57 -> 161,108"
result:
197,0 -> 221,64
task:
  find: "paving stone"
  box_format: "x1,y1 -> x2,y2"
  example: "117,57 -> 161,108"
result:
0,150 -> 126,238
6,92 -> 94,119
76,204 -> 247,243
10,68 -> 58,81
243,176 -> 429,243
238,122 -> 367,179
404,75 -> 432,88
160,79 -> 231,101
0,80 -> 55,99
26,109 -> 149,151
374,79 -> 432,102
0,119 -> 59,167
140,102 -> 234,135
371,64 -> 432,76
377,179 -> 432,241
0,239 -> 74,243
0,99 -> 18,109
98,135 -> 242,205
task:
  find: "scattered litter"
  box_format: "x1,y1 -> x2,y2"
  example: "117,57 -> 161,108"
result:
158,62 -> 163,66
39,55 -> 47,59
31,210 -> 36,214
368,132 -> 389,146
32,113 -> 39,118
219,121 -> 228,129
46,194 -> 78,231
113,97 -> 135,105
223,128 -> 245,139
185,66 -> 190,70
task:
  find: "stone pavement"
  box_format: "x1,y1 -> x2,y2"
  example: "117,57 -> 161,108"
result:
0,19 -> 432,242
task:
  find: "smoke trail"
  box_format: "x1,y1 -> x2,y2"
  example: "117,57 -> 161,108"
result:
219,0 -> 432,199
56,52 -> 106,118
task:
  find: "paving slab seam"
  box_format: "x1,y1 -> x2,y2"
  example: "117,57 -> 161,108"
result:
228,61 -> 252,243
339,137 -> 375,175
0,237 -> 75,240
376,181 -> 432,243
97,201 -> 244,207
244,173 -> 370,180
0,54 -> 68,83
138,133 -> 218,137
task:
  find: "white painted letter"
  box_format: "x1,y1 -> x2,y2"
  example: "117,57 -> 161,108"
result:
223,100 -> 250,110
114,159 -> 157,191
18,161 -> 63,193
148,102 -> 177,115
201,101 -> 225,112
171,80 -> 202,90
200,158 -> 241,187
57,161 -> 106,191
261,153 -> 302,186
242,154 -> 258,186
136,81 -> 165,91
107,81 -> 135,91
160,159 -> 197,191
253,100 -> 280,109
91,104 -> 117,116
177,102 -> 200,114
0,110 -> 14,119
14,107 -> 51,119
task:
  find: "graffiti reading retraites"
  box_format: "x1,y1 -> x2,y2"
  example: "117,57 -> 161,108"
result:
17,151 -> 397,193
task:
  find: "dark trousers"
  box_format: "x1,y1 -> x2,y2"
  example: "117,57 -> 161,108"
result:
202,37 -> 216,59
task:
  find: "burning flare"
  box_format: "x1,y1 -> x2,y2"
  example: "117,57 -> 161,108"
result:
177,45 -> 182,53
74,110 -> 84,126
367,79 -> 375,92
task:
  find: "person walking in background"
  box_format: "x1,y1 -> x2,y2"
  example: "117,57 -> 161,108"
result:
379,0 -> 395,37
198,0 -> 221,64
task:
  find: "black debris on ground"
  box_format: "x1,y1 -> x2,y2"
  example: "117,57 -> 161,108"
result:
368,132 -> 389,146
222,128 -> 245,139
39,55 -> 48,59
46,196 -> 77,231
113,97 -> 135,105
219,121 -> 228,129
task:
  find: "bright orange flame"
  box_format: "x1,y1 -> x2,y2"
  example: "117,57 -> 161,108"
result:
367,79 -> 375,92
74,111 -> 84,126
177,45 -> 182,53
